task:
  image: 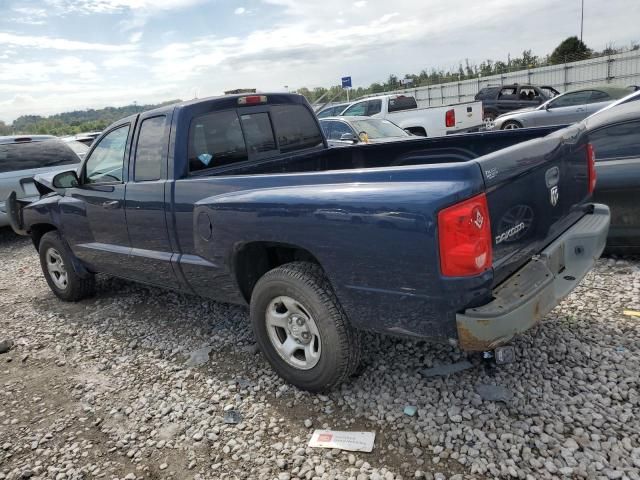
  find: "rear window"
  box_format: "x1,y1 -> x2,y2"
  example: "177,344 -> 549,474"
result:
188,104 -> 322,173
0,139 -> 80,174
240,113 -> 277,154
475,87 -> 500,100
388,96 -> 417,113
270,105 -> 323,153
189,110 -> 247,172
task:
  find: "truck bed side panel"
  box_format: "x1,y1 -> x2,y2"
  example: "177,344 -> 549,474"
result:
172,163 -> 487,339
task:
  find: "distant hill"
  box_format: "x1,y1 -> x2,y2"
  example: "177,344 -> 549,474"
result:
4,99 -> 182,136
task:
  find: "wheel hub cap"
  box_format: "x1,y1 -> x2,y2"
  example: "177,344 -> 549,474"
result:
45,247 -> 68,290
265,296 -> 321,370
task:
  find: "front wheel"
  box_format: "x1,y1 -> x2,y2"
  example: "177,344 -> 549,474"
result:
39,231 -> 95,302
501,120 -> 523,130
250,262 -> 361,392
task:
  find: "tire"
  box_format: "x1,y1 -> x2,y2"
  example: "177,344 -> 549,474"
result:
39,231 -> 95,302
501,120 -> 522,130
250,262 -> 361,392
483,112 -> 497,121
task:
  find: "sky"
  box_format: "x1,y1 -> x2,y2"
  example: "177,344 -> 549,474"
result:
0,0 -> 638,122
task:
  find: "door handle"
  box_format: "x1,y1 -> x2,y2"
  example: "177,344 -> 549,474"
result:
102,200 -> 120,209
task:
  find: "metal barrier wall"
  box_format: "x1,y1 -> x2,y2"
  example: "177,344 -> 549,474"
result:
361,50 -> 640,107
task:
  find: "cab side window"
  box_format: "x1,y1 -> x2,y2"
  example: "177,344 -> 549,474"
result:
84,125 -> 130,184
134,116 -> 166,182
590,121 -> 640,161
342,102 -> 367,116
549,91 -> 591,108
588,90 -> 610,104
366,100 -> 382,116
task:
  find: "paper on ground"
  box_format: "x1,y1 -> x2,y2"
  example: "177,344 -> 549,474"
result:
308,430 -> 375,452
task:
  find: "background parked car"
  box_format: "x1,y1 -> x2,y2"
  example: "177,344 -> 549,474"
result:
587,90 -> 640,253
61,138 -> 90,159
0,135 -> 81,228
315,103 -> 351,118
62,131 -> 102,147
320,116 -> 412,146
476,84 -> 559,120
491,86 -> 631,130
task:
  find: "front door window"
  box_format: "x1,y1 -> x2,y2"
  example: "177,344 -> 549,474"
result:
85,125 -> 130,184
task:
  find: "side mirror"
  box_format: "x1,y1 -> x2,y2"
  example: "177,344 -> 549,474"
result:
340,133 -> 357,143
52,170 -> 79,189
544,103 -> 552,111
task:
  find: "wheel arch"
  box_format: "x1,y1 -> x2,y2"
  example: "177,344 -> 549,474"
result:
233,241 -> 324,303
31,223 -> 58,251
501,119 -> 523,129
405,126 -> 427,137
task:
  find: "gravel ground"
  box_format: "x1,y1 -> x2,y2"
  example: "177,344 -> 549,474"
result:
0,227 -> 639,480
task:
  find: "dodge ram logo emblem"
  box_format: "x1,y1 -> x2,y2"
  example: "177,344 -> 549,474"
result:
550,186 -> 559,207
473,209 -> 484,229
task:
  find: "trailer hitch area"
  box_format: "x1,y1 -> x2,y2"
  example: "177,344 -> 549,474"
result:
483,345 -> 516,365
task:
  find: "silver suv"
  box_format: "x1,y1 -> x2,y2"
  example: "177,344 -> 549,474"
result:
0,135 -> 82,228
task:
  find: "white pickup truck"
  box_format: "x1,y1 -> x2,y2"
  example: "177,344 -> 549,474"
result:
339,94 -> 484,138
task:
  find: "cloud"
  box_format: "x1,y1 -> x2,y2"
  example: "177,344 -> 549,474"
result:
129,31 -> 143,43
151,12 -> 418,81
234,7 -> 246,14
0,56 -> 99,83
354,1 -> 366,7
43,0 -> 208,14
10,6 -> 48,25
0,32 -> 135,52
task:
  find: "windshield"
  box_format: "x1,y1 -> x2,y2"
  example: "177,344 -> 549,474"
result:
65,140 -> 90,157
349,119 -> 409,139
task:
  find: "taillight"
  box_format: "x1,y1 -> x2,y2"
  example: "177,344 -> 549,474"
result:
438,193 -> 492,277
238,95 -> 267,105
445,109 -> 456,128
587,143 -> 596,194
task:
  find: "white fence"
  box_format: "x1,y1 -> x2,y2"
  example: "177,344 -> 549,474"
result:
361,49 -> 640,108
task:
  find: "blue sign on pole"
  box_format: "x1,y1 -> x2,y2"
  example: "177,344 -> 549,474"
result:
341,76 -> 352,88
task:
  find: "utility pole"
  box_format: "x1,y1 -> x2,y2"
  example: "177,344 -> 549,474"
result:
580,0 -> 584,42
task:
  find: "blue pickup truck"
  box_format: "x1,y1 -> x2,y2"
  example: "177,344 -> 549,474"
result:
7,93 -> 610,391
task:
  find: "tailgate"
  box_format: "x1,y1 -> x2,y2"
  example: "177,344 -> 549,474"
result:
447,101 -> 483,132
477,124 -> 592,285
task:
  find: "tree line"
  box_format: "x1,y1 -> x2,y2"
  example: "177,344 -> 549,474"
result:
1,100 -> 181,137
297,37 -> 639,104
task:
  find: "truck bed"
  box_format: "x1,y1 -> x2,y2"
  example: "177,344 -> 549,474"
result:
200,126 -> 564,176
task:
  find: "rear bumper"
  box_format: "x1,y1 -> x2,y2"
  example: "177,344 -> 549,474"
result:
446,124 -> 483,135
456,204 -> 610,351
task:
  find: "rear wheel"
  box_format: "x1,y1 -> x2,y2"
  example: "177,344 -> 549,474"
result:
250,262 -> 361,392
501,120 -> 522,130
483,112 -> 497,122
39,231 -> 95,301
